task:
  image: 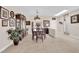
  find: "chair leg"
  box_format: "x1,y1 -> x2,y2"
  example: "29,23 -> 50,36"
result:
32,34 -> 34,40
42,37 -> 43,42
36,35 -> 38,43
41,35 -> 43,42
44,34 -> 46,39
36,36 -> 38,43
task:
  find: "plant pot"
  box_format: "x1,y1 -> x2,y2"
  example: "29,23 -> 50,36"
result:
13,39 -> 19,45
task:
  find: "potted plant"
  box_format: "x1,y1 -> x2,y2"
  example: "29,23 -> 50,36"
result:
14,28 -> 23,41
9,30 -> 20,45
7,29 -> 13,35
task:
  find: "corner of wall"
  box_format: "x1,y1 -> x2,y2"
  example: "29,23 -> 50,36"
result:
0,42 -> 13,53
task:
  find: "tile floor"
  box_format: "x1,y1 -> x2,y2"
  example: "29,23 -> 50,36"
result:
2,34 -> 79,53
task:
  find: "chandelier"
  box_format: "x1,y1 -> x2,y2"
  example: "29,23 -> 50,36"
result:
34,9 -> 40,20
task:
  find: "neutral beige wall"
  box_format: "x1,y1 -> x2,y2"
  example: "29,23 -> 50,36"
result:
56,10 -> 79,39
67,11 -> 79,39
56,16 -> 64,38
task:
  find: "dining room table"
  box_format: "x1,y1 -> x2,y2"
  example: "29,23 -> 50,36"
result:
32,28 -> 46,42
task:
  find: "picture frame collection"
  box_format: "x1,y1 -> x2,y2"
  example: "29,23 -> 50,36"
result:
43,20 -> 50,27
0,6 -> 9,27
26,21 -> 30,25
0,6 -> 16,27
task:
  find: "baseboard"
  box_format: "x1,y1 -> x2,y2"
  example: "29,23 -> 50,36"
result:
0,42 -> 13,53
69,34 -> 79,40
48,34 -> 55,38
56,34 -> 79,41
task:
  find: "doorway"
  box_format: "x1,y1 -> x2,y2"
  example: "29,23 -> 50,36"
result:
63,15 -> 69,35
45,28 -> 49,34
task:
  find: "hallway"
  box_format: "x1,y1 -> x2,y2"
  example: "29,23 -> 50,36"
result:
2,34 -> 79,53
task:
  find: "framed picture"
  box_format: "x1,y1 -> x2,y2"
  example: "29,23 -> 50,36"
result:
71,14 -> 79,23
52,17 -> 56,20
10,11 -> 14,18
0,6 -> 9,19
16,20 -> 21,29
26,21 -> 30,25
9,18 -> 15,27
43,20 -> 50,27
2,20 -> 8,26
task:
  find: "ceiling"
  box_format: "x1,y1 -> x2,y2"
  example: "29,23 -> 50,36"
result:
4,6 -> 79,16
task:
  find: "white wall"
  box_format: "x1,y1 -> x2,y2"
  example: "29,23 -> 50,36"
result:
49,18 -> 56,37
56,10 -> 79,39
0,18 -> 14,52
67,11 -> 79,39
56,16 -> 64,38
50,20 -> 57,29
